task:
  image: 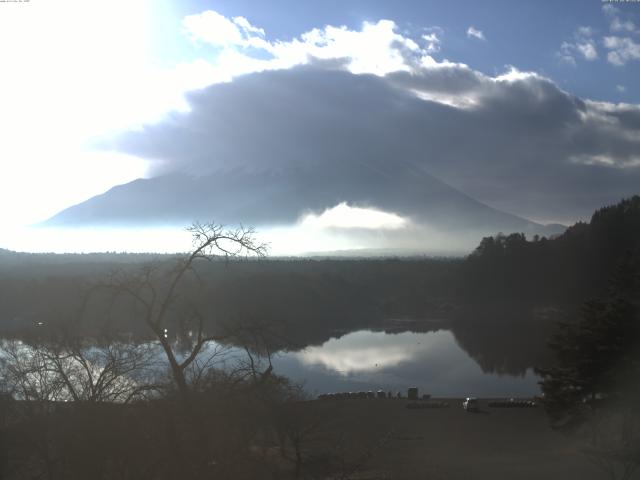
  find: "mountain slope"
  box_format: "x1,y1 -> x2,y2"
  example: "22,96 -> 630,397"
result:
43,162 -> 559,240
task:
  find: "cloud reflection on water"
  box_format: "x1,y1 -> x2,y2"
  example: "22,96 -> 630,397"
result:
276,329 -> 540,397
296,330 -> 444,375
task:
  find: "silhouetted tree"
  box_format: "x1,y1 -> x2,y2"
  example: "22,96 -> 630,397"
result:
0,336 -> 157,404
537,256 -> 640,480
104,222 -> 267,401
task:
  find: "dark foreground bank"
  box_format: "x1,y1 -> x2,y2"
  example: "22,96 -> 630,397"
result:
304,398 -> 609,480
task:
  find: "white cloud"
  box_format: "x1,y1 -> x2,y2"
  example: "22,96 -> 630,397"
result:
558,42 -> 577,65
466,26 -> 486,41
557,26 -> 598,64
603,4 -> 638,33
604,36 -> 640,65
570,154 -> 640,169
577,42 -> 598,60
300,203 -> 409,230
617,84 -> 626,92
577,26 -> 595,37
182,12 -> 430,77
183,11 -> 244,47
275,20 -> 423,75
611,16 -> 637,33
182,11 -> 268,50
422,32 -> 441,53
599,5 -> 640,65
232,16 -> 266,37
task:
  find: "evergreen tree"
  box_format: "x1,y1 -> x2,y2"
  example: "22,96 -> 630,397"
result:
536,255 -> 640,480
537,296 -> 637,428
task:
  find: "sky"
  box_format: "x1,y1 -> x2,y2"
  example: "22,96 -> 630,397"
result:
0,0 -> 639,253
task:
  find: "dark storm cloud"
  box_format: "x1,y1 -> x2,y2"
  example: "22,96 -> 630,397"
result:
111,63 -> 640,223
117,66 -> 426,175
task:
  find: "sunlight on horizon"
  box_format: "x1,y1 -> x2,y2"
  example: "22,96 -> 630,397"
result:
1,225 -> 366,256
1,226 -> 194,254
1,223 -> 473,256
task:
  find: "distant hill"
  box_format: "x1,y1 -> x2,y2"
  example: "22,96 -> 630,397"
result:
42,164 -> 563,244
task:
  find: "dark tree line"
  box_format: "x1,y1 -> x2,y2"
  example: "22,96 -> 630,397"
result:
0,253 -> 460,345
535,257 -> 640,480
527,199 -> 640,480
461,196 -> 640,303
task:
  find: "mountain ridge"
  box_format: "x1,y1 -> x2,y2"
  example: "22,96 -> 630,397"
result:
43,165 -> 563,242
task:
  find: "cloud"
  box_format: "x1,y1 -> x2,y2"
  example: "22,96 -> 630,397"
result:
300,203 -> 409,230
422,27 -> 443,54
611,16 -> 637,33
562,6 -> 640,66
183,11 -> 249,48
577,26 -> 595,37
181,11 -> 430,77
570,154 -> 640,168
603,4 -> 638,33
558,42 -> 577,65
557,26 -> 598,64
577,42 -> 598,60
109,55 -> 640,224
80,10 -> 638,226
466,26 -> 486,41
602,5 -> 640,66
604,36 -> 640,65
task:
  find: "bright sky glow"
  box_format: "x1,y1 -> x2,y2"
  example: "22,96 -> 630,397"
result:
2,222 -> 477,256
0,0 -> 210,227
2,226 -> 194,254
0,0 -> 160,226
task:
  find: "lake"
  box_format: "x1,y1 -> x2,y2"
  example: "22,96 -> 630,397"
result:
270,329 -> 541,398
2,320 -> 547,400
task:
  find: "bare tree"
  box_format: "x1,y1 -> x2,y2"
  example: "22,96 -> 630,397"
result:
0,335 -> 163,480
0,336 -> 158,404
103,222 -> 267,401
0,339 -> 68,403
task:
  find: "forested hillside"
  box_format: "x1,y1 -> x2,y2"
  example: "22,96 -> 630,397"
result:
461,196 -> 640,302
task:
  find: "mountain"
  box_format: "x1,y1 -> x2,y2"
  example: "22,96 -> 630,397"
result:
43,161 -> 561,241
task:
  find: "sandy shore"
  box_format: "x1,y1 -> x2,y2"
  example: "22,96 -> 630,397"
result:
305,398 -> 610,480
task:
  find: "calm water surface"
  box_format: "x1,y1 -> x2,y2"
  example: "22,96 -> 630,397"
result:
1,328 -> 542,399
272,329 -> 540,398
